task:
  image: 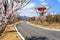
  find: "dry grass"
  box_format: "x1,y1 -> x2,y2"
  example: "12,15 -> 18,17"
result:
29,21 -> 60,30
0,21 -> 21,40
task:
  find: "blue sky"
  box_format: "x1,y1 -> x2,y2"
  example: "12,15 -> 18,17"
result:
19,0 -> 60,17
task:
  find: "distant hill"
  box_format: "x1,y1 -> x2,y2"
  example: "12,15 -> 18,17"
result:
18,16 -> 29,20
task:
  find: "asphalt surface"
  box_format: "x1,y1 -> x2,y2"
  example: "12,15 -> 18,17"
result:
15,21 -> 60,40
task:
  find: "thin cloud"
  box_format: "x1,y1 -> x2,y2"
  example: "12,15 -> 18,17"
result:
20,3 -> 37,17
40,0 -> 47,5
23,3 -> 36,9
58,0 -> 60,2
40,0 -> 45,2
41,2 -> 47,5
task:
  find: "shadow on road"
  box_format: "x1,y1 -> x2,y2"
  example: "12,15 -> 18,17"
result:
26,36 -> 48,40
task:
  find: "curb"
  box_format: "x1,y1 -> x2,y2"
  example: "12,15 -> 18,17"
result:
14,21 -> 25,40
27,21 -> 60,31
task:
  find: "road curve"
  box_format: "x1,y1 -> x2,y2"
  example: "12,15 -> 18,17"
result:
15,21 -> 60,40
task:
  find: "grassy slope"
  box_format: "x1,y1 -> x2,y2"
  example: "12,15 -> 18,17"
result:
29,21 -> 60,30
0,21 -> 21,40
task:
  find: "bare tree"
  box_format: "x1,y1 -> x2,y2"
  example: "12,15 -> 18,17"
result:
35,15 -> 46,23
0,0 -> 30,35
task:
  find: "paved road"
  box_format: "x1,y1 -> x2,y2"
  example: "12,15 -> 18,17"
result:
15,21 -> 60,40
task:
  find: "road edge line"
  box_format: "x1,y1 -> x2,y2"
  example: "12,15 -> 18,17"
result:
27,21 -> 60,31
14,21 -> 25,40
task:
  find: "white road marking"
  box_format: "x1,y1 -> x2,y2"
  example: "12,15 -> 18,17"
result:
14,21 -> 25,40
27,21 -> 60,31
